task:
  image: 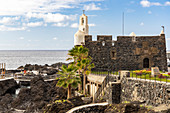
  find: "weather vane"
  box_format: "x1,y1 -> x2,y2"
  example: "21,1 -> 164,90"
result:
83,10 -> 85,14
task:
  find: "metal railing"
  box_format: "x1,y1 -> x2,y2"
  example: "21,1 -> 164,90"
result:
130,71 -> 170,83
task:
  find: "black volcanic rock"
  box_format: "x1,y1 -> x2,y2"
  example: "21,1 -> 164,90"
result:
43,96 -> 85,113
11,88 -> 31,110
0,93 -> 13,112
0,78 -> 18,96
11,75 -> 67,112
104,103 -> 156,113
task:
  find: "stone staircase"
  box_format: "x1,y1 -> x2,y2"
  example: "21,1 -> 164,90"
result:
94,74 -> 118,102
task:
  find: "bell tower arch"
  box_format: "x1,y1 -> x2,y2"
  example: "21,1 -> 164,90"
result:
74,10 -> 89,46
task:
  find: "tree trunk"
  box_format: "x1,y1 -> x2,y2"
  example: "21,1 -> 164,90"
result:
78,70 -> 82,91
83,73 -> 86,95
67,84 -> 71,99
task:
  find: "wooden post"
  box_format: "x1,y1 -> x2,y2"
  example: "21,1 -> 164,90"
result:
2,63 -> 3,75
4,63 -> 6,75
0,63 -> 1,78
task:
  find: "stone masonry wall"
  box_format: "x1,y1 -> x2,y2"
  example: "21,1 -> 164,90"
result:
121,77 -> 170,106
84,34 -> 167,71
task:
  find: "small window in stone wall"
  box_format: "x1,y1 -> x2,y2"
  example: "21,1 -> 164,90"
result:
102,41 -> 105,46
112,52 -> 115,57
111,51 -> 116,59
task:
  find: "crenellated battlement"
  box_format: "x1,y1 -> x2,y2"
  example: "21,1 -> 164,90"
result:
85,35 -> 112,42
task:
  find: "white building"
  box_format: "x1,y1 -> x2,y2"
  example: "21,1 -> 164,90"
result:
74,12 -> 89,46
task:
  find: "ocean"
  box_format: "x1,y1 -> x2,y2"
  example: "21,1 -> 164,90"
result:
0,50 -> 69,70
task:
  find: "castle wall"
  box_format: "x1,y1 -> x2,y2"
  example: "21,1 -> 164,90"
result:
85,34 -> 167,71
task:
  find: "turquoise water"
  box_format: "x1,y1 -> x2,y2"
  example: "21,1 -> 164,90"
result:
0,50 -> 68,69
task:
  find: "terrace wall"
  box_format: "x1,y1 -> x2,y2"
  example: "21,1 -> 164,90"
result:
121,77 -> 170,106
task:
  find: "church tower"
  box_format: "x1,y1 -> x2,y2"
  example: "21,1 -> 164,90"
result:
74,11 -> 89,46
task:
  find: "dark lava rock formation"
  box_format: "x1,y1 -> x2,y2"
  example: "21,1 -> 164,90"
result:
0,78 -> 18,96
21,62 -> 68,75
72,103 -> 157,113
104,103 -> 156,113
11,75 -> 67,113
43,96 -> 85,113
0,93 -> 13,112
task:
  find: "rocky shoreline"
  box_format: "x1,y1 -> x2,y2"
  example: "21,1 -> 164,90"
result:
0,62 -> 170,113
0,62 -> 69,113
0,76 -> 68,113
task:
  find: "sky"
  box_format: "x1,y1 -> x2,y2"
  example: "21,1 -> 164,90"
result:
0,0 -> 169,50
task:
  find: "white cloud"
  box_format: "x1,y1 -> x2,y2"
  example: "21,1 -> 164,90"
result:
70,23 -> 79,28
53,37 -> 58,40
140,22 -> 144,26
167,38 -> 170,40
84,3 -> 101,11
0,25 -> 26,31
140,0 -> 161,7
26,12 -> 77,23
24,22 -> 43,27
165,1 -> 170,6
0,0 -> 103,16
53,23 -> 69,27
89,23 -> 96,27
0,17 -> 20,25
19,37 -> 24,40
0,0 -> 103,31
148,11 -> 152,14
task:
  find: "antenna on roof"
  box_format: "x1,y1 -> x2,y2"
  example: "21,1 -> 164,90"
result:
122,12 -> 124,36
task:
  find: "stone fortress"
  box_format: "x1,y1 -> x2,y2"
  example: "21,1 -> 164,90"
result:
74,12 -> 168,71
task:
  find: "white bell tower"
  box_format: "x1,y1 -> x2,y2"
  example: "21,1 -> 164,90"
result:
74,10 -> 89,46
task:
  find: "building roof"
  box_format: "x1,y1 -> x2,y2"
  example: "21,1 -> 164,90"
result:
130,32 -> 136,37
87,74 -> 106,84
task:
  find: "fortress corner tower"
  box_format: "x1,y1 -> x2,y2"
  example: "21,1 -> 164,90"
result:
74,12 -> 89,46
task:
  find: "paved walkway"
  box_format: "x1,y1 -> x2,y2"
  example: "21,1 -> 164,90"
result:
0,77 -> 14,81
66,102 -> 108,113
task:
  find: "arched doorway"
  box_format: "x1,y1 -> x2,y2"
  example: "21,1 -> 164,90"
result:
143,58 -> 149,68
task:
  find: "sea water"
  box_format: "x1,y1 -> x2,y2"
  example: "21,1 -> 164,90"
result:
0,50 -> 68,69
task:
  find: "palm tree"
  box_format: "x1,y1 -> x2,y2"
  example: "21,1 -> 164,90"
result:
56,64 -> 81,99
77,57 -> 95,95
67,45 -> 89,91
67,45 -> 88,63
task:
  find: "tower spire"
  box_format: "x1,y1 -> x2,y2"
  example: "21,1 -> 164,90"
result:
83,10 -> 85,14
